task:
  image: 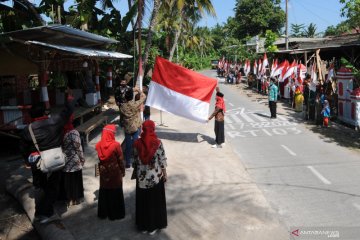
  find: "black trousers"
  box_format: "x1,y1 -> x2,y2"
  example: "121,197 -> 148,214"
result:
269,101 -> 277,118
35,170 -> 62,217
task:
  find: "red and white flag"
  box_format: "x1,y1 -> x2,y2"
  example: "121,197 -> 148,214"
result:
270,59 -> 278,77
146,57 -> 217,123
273,60 -> 288,78
253,60 -> 258,75
326,63 -> 335,82
258,59 -> 262,76
310,63 -> 318,91
296,63 -> 307,85
278,60 -> 290,82
261,53 -> 269,75
282,60 -> 297,81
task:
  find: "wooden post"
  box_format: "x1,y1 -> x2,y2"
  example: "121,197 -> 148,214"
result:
315,49 -> 323,84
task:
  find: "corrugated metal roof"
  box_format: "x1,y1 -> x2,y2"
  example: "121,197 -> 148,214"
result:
1,25 -> 118,48
27,40 -> 132,59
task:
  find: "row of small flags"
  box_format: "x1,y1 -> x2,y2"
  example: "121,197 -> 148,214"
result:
219,53 -> 335,85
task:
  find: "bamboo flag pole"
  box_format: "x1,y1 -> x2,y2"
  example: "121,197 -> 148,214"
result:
137,0 -> 144,120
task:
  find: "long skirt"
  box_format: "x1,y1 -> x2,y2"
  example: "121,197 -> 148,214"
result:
214,120 -> 225,145
136,180 -> 167,231
62,170 -> 84,201
98,187 -> 125,220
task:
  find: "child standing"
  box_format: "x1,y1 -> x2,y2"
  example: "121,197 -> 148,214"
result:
321,100 -> 331,127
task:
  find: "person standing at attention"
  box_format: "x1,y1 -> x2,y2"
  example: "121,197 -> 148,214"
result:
133,120 -> 168,235
61,114 -> 85,207
268,78 -> 278,118
119,87 -> 146,168
95,124 -> 126,220
208,87 -> 226,148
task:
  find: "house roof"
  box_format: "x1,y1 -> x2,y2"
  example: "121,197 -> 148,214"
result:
0,24 -> 118,48
27,40 -> 132,59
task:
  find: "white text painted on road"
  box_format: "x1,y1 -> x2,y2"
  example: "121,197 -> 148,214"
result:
307,166 -> 332,185
227,127 -> 302,138
281,144 -> 297,156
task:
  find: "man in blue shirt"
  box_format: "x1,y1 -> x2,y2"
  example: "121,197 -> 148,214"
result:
268,78 -> 278,118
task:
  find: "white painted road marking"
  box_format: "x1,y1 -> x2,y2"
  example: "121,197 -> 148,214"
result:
307,166 -> 331,185
280,144 -> 296,156
227,124 -> 236,130
228,114 -> 243,123
228,102 -> 234,107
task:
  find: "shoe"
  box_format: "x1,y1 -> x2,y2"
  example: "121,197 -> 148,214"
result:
39,214 -> 59,224
149,229 -> 158,235
211,144 -> 222,148
221,143 -> 225,147
142,231 -> 148,234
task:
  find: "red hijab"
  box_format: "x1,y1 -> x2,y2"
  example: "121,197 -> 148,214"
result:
95,124 -> 118,161
63,114 -> 75,135
134,120 -> 161,165
215,92 -> 226,113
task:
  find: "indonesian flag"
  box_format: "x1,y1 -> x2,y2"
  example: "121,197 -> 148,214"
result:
146,57 -> 217,123
270,59 -> 278,77
326,63 -> 335,82
253,60 -> 258,75
309,63 -> 318,91
278,60 -> 290,82
282,60 -> 297,81
261,53 -> 269,74
273,60 -> 288,78
258,59 -> 262,76
246,59 -> 251,75
296,63 -> 307,85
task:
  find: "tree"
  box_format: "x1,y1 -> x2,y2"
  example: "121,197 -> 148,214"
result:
0,0 -> 44,32
340,0 -> 360,28
304,23 -> 317,38
168,0 -> 216,62
264,30 -> 278,52
290,23 -> 305,37
234,0 -> 285,39
324,20 -> 351,36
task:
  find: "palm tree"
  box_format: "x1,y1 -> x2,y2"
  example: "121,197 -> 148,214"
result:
143,0 -> 161,71
304,23 -> 317,38
168,0 -> 216,62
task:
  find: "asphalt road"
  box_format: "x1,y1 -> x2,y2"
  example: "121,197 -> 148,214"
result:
204,69 -> 360,238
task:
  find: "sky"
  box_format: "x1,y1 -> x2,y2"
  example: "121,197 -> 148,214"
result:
198,0 -> 347,33
18,0 -> 347,34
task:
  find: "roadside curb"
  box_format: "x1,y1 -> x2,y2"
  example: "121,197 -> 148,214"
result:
6,174 -> 75,240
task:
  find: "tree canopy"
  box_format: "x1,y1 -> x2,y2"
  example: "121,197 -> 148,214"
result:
234,0 -> 285,40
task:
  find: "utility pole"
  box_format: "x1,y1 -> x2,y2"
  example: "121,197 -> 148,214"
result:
285,0 -> 289,50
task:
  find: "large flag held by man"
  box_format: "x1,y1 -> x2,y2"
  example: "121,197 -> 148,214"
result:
146,57 -> 217,123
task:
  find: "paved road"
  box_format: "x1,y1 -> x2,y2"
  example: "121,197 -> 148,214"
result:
203,69 -> 360,237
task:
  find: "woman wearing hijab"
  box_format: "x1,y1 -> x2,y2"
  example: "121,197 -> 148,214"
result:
133,120 -> 168,235
208,88 -> 226,148
62,114 -> 85,206
95,124 -> 125,220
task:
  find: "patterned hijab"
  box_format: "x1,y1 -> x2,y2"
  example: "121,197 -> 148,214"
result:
134,120 -> 161,165
95,124 -> 118,161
